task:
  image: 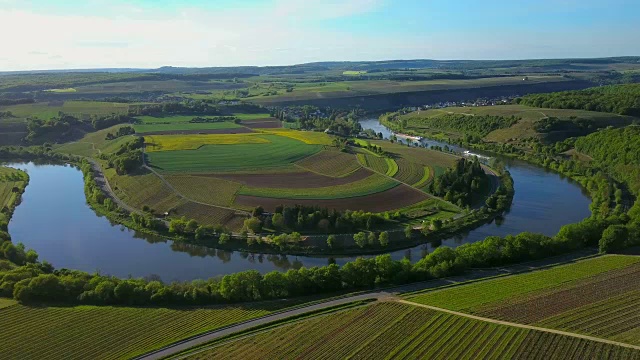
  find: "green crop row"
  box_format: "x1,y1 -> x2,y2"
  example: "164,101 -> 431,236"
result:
186,301 -> 639,360
408,255 -> 640,312
237,173 -> 399,200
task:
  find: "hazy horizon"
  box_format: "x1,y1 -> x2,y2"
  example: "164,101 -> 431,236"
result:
2,0 -> 640,71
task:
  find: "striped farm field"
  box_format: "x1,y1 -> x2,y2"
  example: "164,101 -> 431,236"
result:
237,173 -> 399,200
164,175 -> 241,207
465,260 -> 640,346
357,154 -> 398,176
295,150 -> 362,177
408,255 -> 640,312
0,303 -> 276,360
145,133 -> 269,152
393,158 -> 430,186
185,301 -> 640,360
105,168 -> 185,213
146,135 -> 323,173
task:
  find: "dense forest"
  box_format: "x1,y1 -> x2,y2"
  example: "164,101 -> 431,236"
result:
574,126 -> 640,195
517,84 -> 640,116
429,158 -> 490,207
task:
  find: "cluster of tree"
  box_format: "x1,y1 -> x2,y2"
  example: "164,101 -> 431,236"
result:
429,158 -> 490,207
90,114 -> 134,130
168,217 -> 231,242
517,84 -> 640,116
388,113 -> 518,138
0,111 -> 14,118
129,100 -> 221,116
484,170 -> 514,212
104,126 -> 135,140
189,116 -> 240,123
574,126 -> 640,195
352,231 -> 390,248
272,106 -> 364,137
25,113 -> 82,142
534,116 -> 596,134
251,205 -> 392,234
100,137 -> 144,175
353,140 -> 386,155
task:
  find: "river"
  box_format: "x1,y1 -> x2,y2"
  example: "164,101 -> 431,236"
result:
6,119 -> 591,281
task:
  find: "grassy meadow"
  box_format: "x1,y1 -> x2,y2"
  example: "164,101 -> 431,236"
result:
146,135 -> 323,173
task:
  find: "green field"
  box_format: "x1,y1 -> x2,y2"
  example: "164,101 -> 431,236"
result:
133,122 -> 243,134
0,101 -> 130,119
237,173 -> 399,199
186,301 -> 639,360
233,113 -> 272,120
164,175 -> 241,207
147,135 -> 323,173
54,125 -> 135,157
0,303 -> 278,360
408,255 -> 640,312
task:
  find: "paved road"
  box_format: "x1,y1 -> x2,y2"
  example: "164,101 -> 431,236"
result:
136,248 -> 598,360
400,299 -> 640,351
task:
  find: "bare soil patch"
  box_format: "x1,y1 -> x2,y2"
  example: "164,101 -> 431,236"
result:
234,184 -> 429,212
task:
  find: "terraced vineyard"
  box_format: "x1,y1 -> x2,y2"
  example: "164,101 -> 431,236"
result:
185,301 -> 640,360
0,303 -> 276,360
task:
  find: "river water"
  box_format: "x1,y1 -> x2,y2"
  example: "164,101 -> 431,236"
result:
6,119 -> 591,281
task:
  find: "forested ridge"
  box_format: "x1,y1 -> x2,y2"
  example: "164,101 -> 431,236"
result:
518,84 -> 640,116
575,126 -> 640,195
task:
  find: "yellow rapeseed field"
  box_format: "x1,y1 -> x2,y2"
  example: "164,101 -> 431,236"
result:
257,129 -> 333,145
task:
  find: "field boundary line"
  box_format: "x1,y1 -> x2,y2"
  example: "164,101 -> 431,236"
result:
397,299 -> 640,351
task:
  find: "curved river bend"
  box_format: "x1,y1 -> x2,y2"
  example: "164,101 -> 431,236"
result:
7,120 -> 591,281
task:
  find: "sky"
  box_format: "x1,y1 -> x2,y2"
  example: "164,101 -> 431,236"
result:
0,0 -> 639,71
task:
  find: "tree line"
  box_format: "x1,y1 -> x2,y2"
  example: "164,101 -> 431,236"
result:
517,84 -> 640,116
